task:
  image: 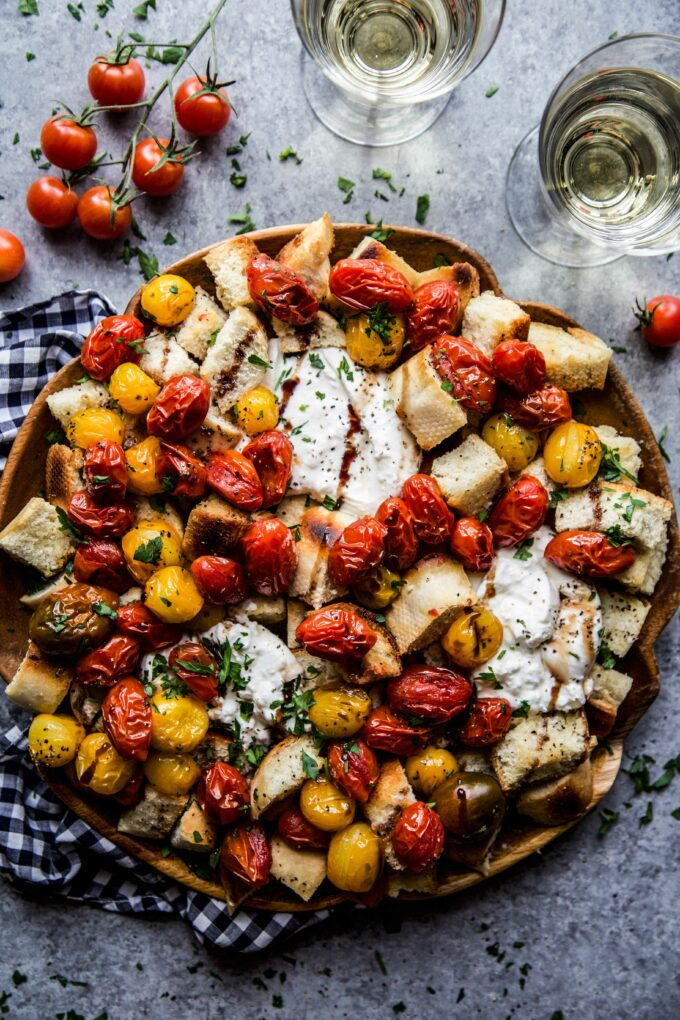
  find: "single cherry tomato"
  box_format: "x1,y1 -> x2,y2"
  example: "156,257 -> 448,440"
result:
242,430 -> 293,509
83,440 -> 128,504
277,806 -> 331,850
88,54 -> 145,107
544,530 -> 637,577
102,676 -> 152,761
391,801 -> 445,873
361,705 -> 430,756
246,253 -> 319,325
375,496 -> 418,571
77,186 -> 131,240
168,642 -> 219,702
206,450 -> 263,511
132,138 -> 184,197
327,739 -> 379,804
458,697 -> 512,747
492,339 -> 546,393
40,115 -> 97,170
197,762 -> 249,825
175,75 -> 232,136
0,230 -> 25,283
635,294 -> 680,348
497,384 -> 572,432
296,606 -> 377,663
406,280 -> 460,352
67,492 -> 134,539
388,665 -> 472,724
75,634 -> 141,688
220,821 -> 271,889
489,475 -> 549,549
242,518 -> 297,596
328,517 -> 387,588
73,539 -> 132,593
116,603 -> 182,651
430,334 -> 497,411
112,769 -> 145,807
329,258 -> 414,313
155,443 -> 207,500
402,474 -> 454,545
147,375 -> 210,441
81,314 -> 146,380
26,176 -> 78,229
450,516 -> 494,572
190,555 -> 248,605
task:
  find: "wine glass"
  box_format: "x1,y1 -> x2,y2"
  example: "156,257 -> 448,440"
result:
506,34 -> 680,267
290,0 -> 506,147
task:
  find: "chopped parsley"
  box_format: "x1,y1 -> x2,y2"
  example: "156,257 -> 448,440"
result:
415,193 -> 430,224
485,84 -> 500,97
433,253 -> 451,268
309,352 -> 324,374
513,538 -> 534,561
512,700 -> 531,719
597,641 -> 617,670
279,146 -> 303,164
93,600 -> 117,620
657,424 -> 671,463
229,202 -> 256,235
366,215 -> 394,243
365,301 -> 396,344
477,668 -> 503,690
248,353 -> 272,369
597,807 -> 620,837
134,536 -> 163,564
337,176 -> 355,203
549,487 -> 568,508
301,749 -> 319,779
175,658 -> 215,677
337,355 -> 354,381
322,495 -> 338,511
55,507 -> 86,544
46,428 -> 66,445
163,232 -> 177,245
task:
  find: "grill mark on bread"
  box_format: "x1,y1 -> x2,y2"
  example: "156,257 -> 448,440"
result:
213,332 -> 256,400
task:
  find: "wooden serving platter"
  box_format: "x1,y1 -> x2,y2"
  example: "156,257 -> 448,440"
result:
0,224 -> 677,912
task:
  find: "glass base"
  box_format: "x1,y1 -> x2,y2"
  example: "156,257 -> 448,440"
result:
300,52 -> 451,147
506,125 -> 623,267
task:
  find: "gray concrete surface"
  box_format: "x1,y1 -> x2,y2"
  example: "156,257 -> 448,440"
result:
1,1 -> 680,1017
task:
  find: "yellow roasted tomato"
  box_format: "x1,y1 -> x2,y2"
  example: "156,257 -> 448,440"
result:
406,746 -> 458,797
28,713 -> 85,767
141,274 -> 195,327
66,407 -> 124,449
233,386 -> 279,436
442,605 -> 504,668
544,421 -> 602,488
121,519 -> 182,583
145,566 -> 204,623
300,777 -> 356,832
327,822 -> 382,893
149,691 -> 210,753
109,362 -> 160,414
345,311 -> 405,369
125,435 -> 163,495
482,412 -> 540,471
308,685 -> 372,738
143,751 -> 201,795
352,564 -> 402,610
75,733 -> 136,795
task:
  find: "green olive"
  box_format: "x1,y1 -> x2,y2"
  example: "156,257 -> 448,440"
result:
29,584 -> 118,656
431,771 -> 505,842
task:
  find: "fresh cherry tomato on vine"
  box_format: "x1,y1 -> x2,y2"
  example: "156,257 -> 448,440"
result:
401,473 -> 454,545
174,75 -> 232,136
296,606 -> 377,663
635,294 -> 680,347
242,430 -> 293,509
242,518 -> 297,596
190,556 -> 248,605
329,258 -> 414,313
75,635 -> 141,689
81,314 -> 145,380
102,676 -> 152,761
67,492 -> 134,539
246,254 -> 319,325
26,177 -> 78,229
197,762 -> 249,825
388,665 -> 472,724
40,115 -> 97,171
116,603 -> 182,651
431,334 -> 497,411
497,384 -> 572,432
88,55 -> 146,109
155,443 -> 207,499
328,517 -> 387,588
392,801 -> 445,873
450,516 -> 494,572
168,642 -> 219,702
83,440 -> 128,504
0,230 -> 25,283
73,539 -> 132,593
491,339 -> 546,393
544,530 -> 637,577
327,739 -> 379,804
146,375 -> 210,441
375,496 -> 418,571
457,697 -> 512,747
220,822 -> 272,889
406,280 -> 460,351
132,138 -> 185,197
277,807 -> 331,850
77,186 -> 131,240
488,475 -> 549,548
206,450 -> 263,511
361,705 -> 430,756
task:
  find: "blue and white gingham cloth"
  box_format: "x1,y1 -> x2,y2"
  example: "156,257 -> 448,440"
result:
0,291 -> 331,950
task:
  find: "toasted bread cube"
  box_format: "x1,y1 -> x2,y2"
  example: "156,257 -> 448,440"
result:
19,571 -> 74,609
490,711 -> 590,792
121,412 -> 147,450
287,598 -> 307,649
388,345 -> 467,451
118,786 -> 188,839
204,235 -> 259,311
273,310 -> 346,354
0,496 -> 75,576
348,235 -> 419,288
185,406 -> 242,457
414,262 -> 480,322
45,444 -> 84,508
270,834 -> 327,902
520,454 -> 558,492
292,648 -> 344,689
5,642 -> 71,713
173,285 -> 227,361
289,505 -> 353,609
329,602 -> 402,685
250,735 -> 324,819
233,596 -> 287,628
364,759 -> 415,870
528,322 -> 611,391
617,543 -> 667,596
133,496 -> 184,540
170,798 -> 216,854
386,554 -> 476,654
200,306 -> 269,416
46,380 -> 110,430
182,495 -> 249,560
587,664 -> 634,737
277,213 -> 334,301
516,758 -> 593,825
431,434 -> 507,516
192,731 -> 233,770
139,331 -> 198,385
554,481 -> 672,552
276,494 -> 312,527
593,425 -> 641,480
461,291 -> 530,357
387,869 -> 438,898
598,588 -> 650,657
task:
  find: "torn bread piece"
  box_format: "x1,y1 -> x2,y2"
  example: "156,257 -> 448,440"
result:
387,869 -> 438,898
386,554 -> 476,654
182,495 -> 249,560
363,759 -> 415,870
250,735 -> 324,820
170,799 -> 216,854
347,235 -> 419,288
519,454 -> 558,492
173,285 -> 227,361
0,496 -> 75,576
528,322 -> 611,391
233,595 -> 287,628
269,834 -> 327,902
5,642 -> 71,713
185,406 -> 242,457
461,291 -> 530,357
200,306 -> 269,417
329,602 -> 402,685
272,310 -> 346,354
414,262 -> 480,322
292,648 -> 344,688
118,786 -> 188,839
489,710 -> 590,793
431,434 -> 507,516
593,425 -> 641,481
554,481 -> 672,553
288,505 -> 353,609
516,758 -> 593,825
46,380 -> 110,430
617,544 -> 668,597
133,496 -> 185,540
204,235 -> 259,311
277,212 -> 335,301
139,331 -> 198,385
45,444 -> 84,508
587,664 -> 633,737
388,344 -> 467,451
598,588 -> 650,658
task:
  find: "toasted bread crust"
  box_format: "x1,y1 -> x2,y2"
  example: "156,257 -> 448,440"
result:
45,444 -> 84,508
182,495 -> 250,560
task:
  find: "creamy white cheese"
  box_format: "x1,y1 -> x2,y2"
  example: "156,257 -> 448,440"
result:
263,339 -> 421,518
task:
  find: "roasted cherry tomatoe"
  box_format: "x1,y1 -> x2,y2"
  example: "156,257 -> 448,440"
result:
387,665 -> 472,724
491,339 -> 546,393
206,450 -> 263,511
489,475 -> 549,548
115,603 -> 182,650
75,634 -> 141,689
246,254 -> 319,325
242,430 -> 293,509
391,801 -> 445,873
450,516 -> 494,572
146,375 -> 210,441
67,492 -> 134,539
402,474 -> 454,545
405,280 -> 460,352
296,606 -> 377,662
544,530 -> 636,577
102,676 -> 152,761
197,762 -> 249,825
361,705 -> 430,756
277,807 -> 331,851
220,822 -> 272,889
81,315 -> 145,380
73,539 -> 132,592
375,496 -> 418,571
155,443 -> 207,499
431,334 -> 497,411
83,440 -> 128,504
327,739 -> 379,803
190,556 -> 248,605
168,643 -> 219,702
328,516 -> 387,588
329,258 -> 413,313
498,384 -> 572,431
242,518 -> 297,596
457,698 -> 513,746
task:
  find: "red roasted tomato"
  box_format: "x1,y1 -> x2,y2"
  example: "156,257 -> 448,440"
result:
83,440 -> 128,504
73,539 -> 132,592
401,474 -> 454,545
361,705 -> 430,756
168,642 -> 219,701
155,443 -> 207,500
277,806 -> 331,850
146,375 -> 210,441
220,822 -> 272,889
329,258 -> 413,313
242,518 -> 297,596
81,315 -> 145,381
116,603 -> 182,650
206,450 -> 263,511
375,496 -> 418,571
491,339 -> 546,394
67,492 -> 134,539
387,665 -> 472,724
102,676 -> 152,762
489,475 -> 549,548
391,801 -> 445,873
430,335 -> 497,411
190,556 -> 248,605
405,280 -> 460,352
328,517 -> 387,588
242,430 -> 293,509
544,530 -> 636,577
296,606 -> 377,663
197,763 -> 249,825
450,516 -> 494,572
497,384 -> 572,432
75,634 -> 141,688
327,739 -> 379,803
246,254 -> 319,325
458,698 -> 513,747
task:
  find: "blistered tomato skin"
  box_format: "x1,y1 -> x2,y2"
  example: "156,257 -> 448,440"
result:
67,408 -> 125,450
431,772 -> 505,841
296,607 -> 377,663
481,413 -> 540,471
327,739 -> 380,803
168,642 -> 219,701
109,362 -> 160,413
405,746 -> 458,797
75,732 -> 136,796
75,634 -> 141,688
190,555 -> 248,605
146,375 -> 210,441
442,606 -> 504,668
491,340 -> 546,393
327,823 -> 382,893
28,714 -> 84,767
83,440 -> 128,504
431,335 -> 497,411
329,258 -> 414,313
112,770 -> 145,807
29,585 -> 117,656
345,311 -> 405,369
451,516 -> 494,572
220,822 -> 272,889
234,386 -> 280,435
277,806 -> 331,850
155,443 -> 207,499
141,274 -> 195,327
81,315 -> 146,380
145,565 -> 204,623
361,705 -> 430,756
375,496 -> 418,571
308,686 -> 373,738
489,475 -> 549,548
544,530 -> 637,577
392,802 -> 445,873
247,253 -> 319,325
387,665 -> 473,724
352,564 -> 402,610
242,518 -> 297,596
242,430 -> 293,509
402,474 -> 454,545
149,690 -> 210,753
498,384 -> 572,432
102,676 -> 152,761
543,421 -> 602,488
197,762 -> 250,825
73,539 -> 132,592
406,280 -> 461,352
328,517 -> 387,588
116,603 -> 182,651
300,777 -> 356,832
143,752 -> 201,795
206,450 -> 264,511
125,436 -> 164,496
67,492 -> 134,539
458,698 -> 513,746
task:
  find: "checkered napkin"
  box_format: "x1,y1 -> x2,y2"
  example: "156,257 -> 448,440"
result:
0,290 -> 330,950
